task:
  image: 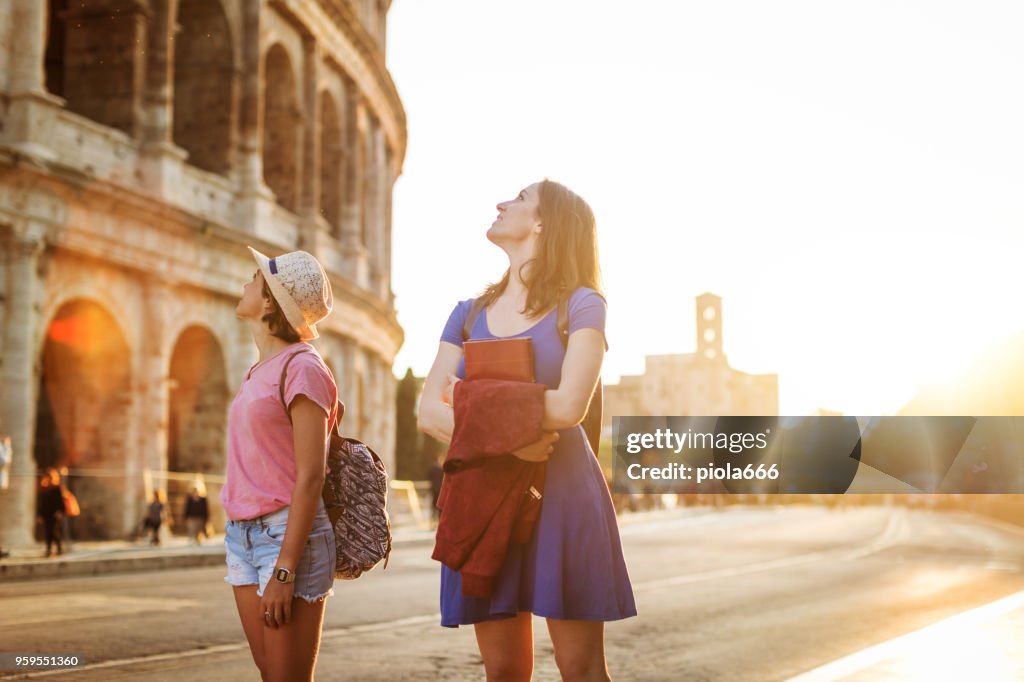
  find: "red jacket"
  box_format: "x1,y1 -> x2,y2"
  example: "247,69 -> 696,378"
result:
432,379 -> 547,598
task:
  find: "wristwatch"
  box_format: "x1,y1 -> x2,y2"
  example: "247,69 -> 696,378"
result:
274,567 -> 295,584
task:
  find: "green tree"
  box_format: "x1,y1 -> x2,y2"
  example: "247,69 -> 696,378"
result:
394,368 -> 421,480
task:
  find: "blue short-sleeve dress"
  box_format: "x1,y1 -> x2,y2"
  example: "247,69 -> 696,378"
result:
437,287 -> 637,627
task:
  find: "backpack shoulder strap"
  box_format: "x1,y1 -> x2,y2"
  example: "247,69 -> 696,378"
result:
278,350 -> 310,425
556,295 -> 571,350
461,298 -> 485,342
279,348 -> 346,435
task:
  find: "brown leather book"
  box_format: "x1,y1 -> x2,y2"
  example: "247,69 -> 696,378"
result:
463,338 -> 535,383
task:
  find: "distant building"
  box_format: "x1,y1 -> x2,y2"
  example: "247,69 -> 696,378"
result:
605,293 -> 778,422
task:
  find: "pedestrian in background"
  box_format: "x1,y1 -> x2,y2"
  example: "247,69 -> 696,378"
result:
36,468 -> 65,557
222,247 -> 339,682
144,490 -> 167,546
0,431 -> 12,559
58,465 -> 75,552
419,180 -> 636,681
184,486 -> 210,545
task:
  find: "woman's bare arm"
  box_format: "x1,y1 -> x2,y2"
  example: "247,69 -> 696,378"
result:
261,395 -> 328,627
541,328 -> 605,431
417,342 -> 463,444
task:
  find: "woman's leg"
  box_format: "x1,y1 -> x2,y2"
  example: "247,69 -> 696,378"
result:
546,618 -> 611,682
474,612 -> 534,682
232,585 -> 267,680
261,597 -> 327,682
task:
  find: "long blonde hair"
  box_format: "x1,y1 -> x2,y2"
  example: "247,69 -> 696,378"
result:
478,179 -> 602,315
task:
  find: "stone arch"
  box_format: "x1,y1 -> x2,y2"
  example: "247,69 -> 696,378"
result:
35,299 -> 132,540
173,0 -> 235,175
319,91 -> 344,236
167,325 -> 229,476
47,0 -> 147,135
262,44 -> 301,213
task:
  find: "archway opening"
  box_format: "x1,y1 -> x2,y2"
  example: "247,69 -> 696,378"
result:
173,0 -> 235,175
263,45 -> 300,212
35,300 -> 132,539
167,325 -> 229,533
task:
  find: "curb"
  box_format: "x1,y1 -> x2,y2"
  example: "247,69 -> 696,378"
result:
0,510 -> 702,583
0,531 -> 437,583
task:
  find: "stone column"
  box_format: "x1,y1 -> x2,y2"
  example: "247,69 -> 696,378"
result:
378,357 -> 397,475
383,145 -> 394,302
3,0 -> 65,159
128,277 -> 171,533
360,114 -> 380,292
0,235 -> 46,549
370,124 -> 389,298
140,0 -> 176,147
234,0 -> 275,235
298,35 -> 326,255
7,0 -> 46,95
138,0 -> 189,196
339,95 -> 369,284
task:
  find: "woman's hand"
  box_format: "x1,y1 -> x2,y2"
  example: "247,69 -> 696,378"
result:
512,431 -> 559,462
260,578 -> 295,629
442,373 -> 460,406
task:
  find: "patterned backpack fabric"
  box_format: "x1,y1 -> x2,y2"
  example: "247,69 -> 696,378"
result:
279,351 -> 392,579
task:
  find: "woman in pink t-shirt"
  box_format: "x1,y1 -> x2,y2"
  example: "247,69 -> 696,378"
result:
223,247 -> 339,682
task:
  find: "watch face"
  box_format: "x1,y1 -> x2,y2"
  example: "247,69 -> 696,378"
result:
276,568 -> 290,582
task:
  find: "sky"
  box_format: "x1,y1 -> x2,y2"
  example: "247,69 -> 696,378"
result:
385,0 -> 1024,416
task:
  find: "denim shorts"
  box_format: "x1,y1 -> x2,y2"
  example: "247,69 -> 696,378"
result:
224,501 -> 336,603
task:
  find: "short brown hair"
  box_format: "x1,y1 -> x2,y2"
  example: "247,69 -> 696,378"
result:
262,278 -> 301,342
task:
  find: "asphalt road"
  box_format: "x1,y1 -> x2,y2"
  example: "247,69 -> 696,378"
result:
2,505 -> 1023,681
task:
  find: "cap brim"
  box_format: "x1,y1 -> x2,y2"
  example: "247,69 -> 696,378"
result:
247,246 -> 318,340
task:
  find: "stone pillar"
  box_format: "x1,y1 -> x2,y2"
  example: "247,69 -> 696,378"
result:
359,113 -> 380,292
383,145 -> 395,302
339,94 -> 369,284
129,278 -> 171,532
234,0 -> 275,234
378,357 -> 397,475
370,124 -> 389,298
141,0 -> 176,147
299,36 -> 325,255
0,235 -> 46,549
7,0 -> 46,95
138,0 -> 189,196
2,0 -> 65,159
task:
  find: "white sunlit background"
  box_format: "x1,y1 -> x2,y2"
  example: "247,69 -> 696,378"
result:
386,0 -> 1024,416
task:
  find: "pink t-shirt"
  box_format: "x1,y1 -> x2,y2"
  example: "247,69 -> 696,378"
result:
221,343 -> 339,520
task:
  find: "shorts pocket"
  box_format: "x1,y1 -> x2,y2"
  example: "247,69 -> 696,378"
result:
264,522 -> 288,542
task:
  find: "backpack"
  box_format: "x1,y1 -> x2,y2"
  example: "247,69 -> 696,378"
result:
279,350 -> 392,579
461,293 -> 604,456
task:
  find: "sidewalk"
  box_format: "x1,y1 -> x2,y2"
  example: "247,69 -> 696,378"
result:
0,524 -> 436,583
0,506 -> 699,583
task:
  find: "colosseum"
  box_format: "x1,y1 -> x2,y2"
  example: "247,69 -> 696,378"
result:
0,0 -> 406,544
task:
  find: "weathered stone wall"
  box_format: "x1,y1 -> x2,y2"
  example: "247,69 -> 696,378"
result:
0,0 -> 406,544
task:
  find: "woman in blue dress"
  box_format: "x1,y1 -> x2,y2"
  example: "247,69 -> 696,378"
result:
419,179 -> 636,681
